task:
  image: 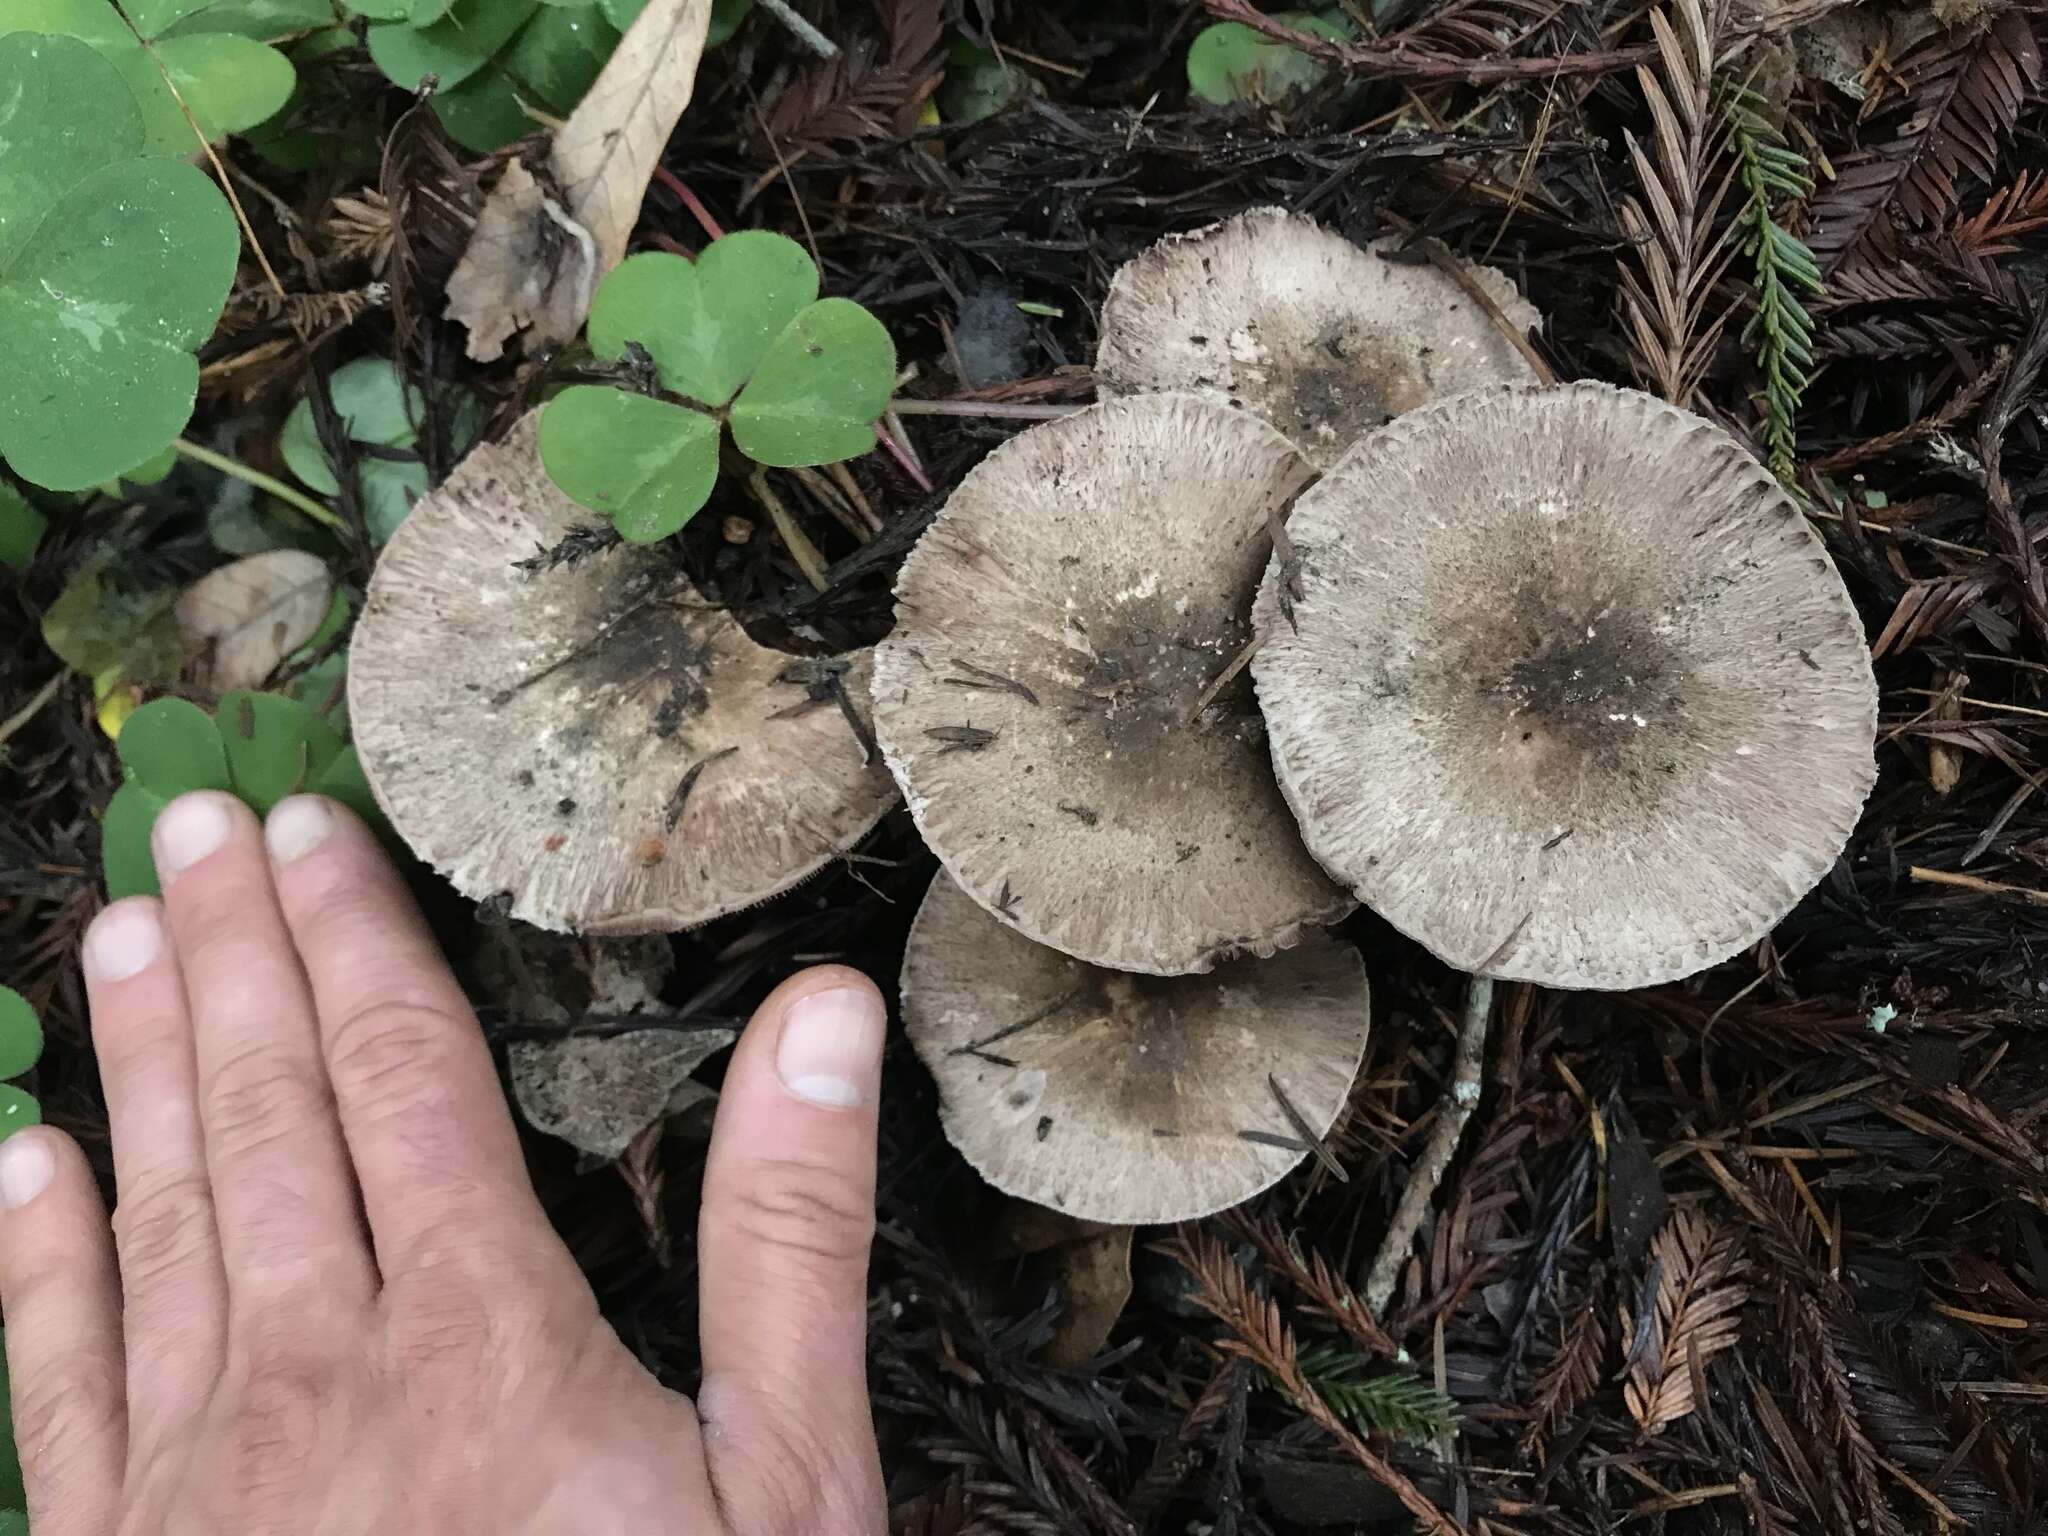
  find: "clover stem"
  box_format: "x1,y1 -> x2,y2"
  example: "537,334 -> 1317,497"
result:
873,417 -> 933,493
746,468 -> 830,592
651,166 -> 725,243
1363,972 -> 1495,1317
173,439 -> 346,533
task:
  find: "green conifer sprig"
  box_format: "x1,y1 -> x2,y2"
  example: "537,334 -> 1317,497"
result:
1724,83 -> 1823,480
1293,1344 -> 1462,1443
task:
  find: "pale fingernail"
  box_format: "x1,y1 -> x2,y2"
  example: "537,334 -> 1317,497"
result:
0,1132 -> 56,1211
84,899 -> 163,984
152,792 -> 234,883
266,796 -> 334,864
776,986 -> 885,1108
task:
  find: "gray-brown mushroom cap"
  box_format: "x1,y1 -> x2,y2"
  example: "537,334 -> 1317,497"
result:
902,871 -> 1370,1224
1095,207 -> 1540,468
349,413 -> 897,934
1252,383 -> 1879,990
872,393 -> 1353,977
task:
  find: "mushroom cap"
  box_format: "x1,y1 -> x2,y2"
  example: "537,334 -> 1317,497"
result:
902,870 -> 1370,1224
349,413 -> 897,933
1095,207 -> 1541,468
871,393 -> 1353,976
1252,383 -> 1879,990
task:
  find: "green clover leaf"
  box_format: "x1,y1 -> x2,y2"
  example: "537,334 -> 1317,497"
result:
539,388 -> 721,544
0,988 -> 43,1083
219,688 -> 344,814
101,690 -> 384,897
280,357 -> 477,543
0,0 -> 298,154
729,298 -> 897,467
539,230 -> 896,538
0,34 -> 240,491
118,696 -> 233,796
0,485 -> 45,571
366,0 -> 537,92
1186,13 -> 1348,106
589,235 -> 819,408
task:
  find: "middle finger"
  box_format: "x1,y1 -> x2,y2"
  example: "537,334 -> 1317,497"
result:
151,792 -> 375,1314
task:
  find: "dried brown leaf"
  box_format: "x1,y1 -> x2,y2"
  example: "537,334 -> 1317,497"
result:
551,0 -> 713,273
443,158 -> 599,363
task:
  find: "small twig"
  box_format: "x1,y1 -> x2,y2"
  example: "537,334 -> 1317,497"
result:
1187,635 -> 1260,721
1365,975 -> 1495,1316
747,469 -> 830,592
755,0 -> 839,57
1392,226 -> 1556,385
1908,865 -> 2048,908
0,674 -> 65,751
173,438 -> 345,531
888,397 -> 1088,420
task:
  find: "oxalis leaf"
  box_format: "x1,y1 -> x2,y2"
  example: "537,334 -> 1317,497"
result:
280,358 -> 479,543
0,988 -> 43,1083
541,229 -> 895,536
1186,13 -> 1348,106
730,298 -> 897,467
539,387 -> 720,543
0,0 -> 298,154
588,234 -> 818,408
0,34 -> 240,491
102,691 -> 383,897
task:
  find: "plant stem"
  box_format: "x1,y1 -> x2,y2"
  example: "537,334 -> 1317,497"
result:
755,0 -> 839,57
873,418 -> 933,493
651,166 -> 725,242
886,398 -> 1086,420
747,468 -> 829,593
1364,973 -> 1495,1316
173,439 -> 345,533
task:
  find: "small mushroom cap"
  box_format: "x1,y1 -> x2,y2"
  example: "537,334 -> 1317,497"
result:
902,871 -> 1370,1224
872,393 -> 1352,976
349,413 -> 896,934
1095,208 -> 1541,468
1252,383 -> 1879,990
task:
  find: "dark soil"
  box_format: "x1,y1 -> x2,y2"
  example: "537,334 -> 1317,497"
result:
5,0 -> 2048,1532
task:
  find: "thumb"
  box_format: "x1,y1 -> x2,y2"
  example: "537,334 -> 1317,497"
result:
695,964 -> 887,1535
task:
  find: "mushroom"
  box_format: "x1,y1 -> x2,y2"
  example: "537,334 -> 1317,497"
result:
349,413 -> 897,933
871,392 -> 1352,976
902,870 -> 1369,1224
1252,382 -> 1879,991
1095,207 -> 1541,467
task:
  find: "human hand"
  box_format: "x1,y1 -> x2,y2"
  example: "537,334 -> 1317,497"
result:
0,791 -> 888,1535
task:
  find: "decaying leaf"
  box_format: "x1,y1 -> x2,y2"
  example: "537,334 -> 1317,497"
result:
175,550 -> 334,694
510,1026 -> 735,1161
1620,1210 -> 1750,1433
444,158 -> 599,363
551,0 -> 713,273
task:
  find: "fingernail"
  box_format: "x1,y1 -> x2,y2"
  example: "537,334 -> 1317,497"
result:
152,792 -> 234,883
266,796 -> 334,864
776,986 -> 885,1108
84,899 -> 163,984
0,1132 -> 56,1211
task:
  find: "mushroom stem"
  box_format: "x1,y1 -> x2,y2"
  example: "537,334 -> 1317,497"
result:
1364,973 -> 1494,1317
